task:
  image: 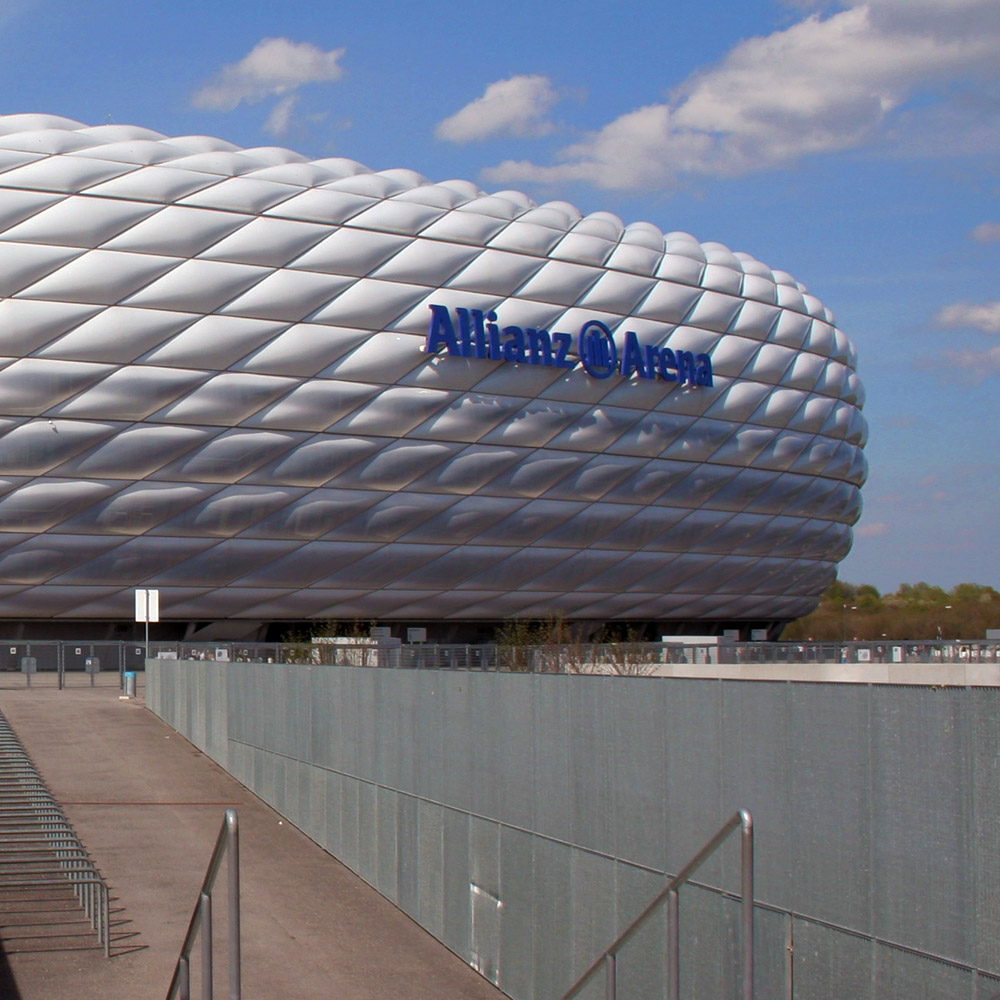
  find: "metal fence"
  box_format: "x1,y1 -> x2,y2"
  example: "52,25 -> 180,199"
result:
0,708 -> 110,955
3,638 -> 1000,678
147,659 -> 1000,1000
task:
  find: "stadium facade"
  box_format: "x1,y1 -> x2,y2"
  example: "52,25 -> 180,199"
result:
0,114 -> 866,641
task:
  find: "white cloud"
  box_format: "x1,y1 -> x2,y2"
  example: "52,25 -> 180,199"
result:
483,0 -> 1000,190
436,75 -> 560,144
935,301 -> 1000,333
972,222 -> 1000,243
264,95 -> 298,137
928,344 -> 1000,382
856,522 -> 890,538
192,38 -> 346,112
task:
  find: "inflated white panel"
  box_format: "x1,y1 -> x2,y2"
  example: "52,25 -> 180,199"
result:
0,359 -> 112,412
347,198 -> 447,236
488,220 -> 563,256
0,242 -> 84,296
151,372 -> 296,425
605,241 -> 662,276
430,448 -> 528,498
440,248 -> 539,296
2,196 -> 158,248
248,325 -> 373,377
348,335 -> 434,381
370,238 -> 480,285
247,439 -> 383,487
55,426 -> 216,479
517,259 -> 603,306
634,280 -> 703,324
19,249 -> 178,305
199,216 -> 329,267
308,278 -> 427,328
686,289 -> 743,332
86,165 -> 221,204
0,479 -> 116,533
219,268 -> 353,322
700,263 -> 743,295
182,177 -> 300,215
48,366 -> 206,420
39,307 -> 195,363
153,485 -> 303,537
289,226 -> 410,276
655,253 -> 704,287
345,440 -> 462,491
142,315 -> 287,370
242,382 -> 379,432
330,386 -> 455,436
0,154 -> 134,192
0,420 -> 117,476
550,231 -> 616,267
0,189 -> 64,234
73,138 -> 178,164
325,171 -> 408,199
0,298 -> 101,354
262,187 -> 375,225
121,258 -> 269,312
62,483 -> 220,534
478,398 -> 584,448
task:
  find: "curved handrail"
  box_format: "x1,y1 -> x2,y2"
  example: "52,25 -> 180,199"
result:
166,808 -> 241,1000
560,809 -> 753,1000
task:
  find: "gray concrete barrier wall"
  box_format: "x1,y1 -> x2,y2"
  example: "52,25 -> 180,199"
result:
146,661 -> 1000,1000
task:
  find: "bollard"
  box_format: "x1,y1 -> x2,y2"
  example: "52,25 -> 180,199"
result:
124,671 -> 136,698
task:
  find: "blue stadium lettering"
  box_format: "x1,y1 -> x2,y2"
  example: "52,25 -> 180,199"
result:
426,304 -> 713,387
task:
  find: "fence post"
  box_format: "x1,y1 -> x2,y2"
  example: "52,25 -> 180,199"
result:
200,892 -> 212,1000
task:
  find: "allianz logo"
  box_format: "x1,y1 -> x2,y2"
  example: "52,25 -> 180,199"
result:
425,304 -> 714,387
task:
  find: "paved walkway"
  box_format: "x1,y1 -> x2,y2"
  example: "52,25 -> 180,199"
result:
0,675 -> 504,1000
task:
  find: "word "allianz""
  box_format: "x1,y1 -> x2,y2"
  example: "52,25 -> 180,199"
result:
425,304 -> 713,386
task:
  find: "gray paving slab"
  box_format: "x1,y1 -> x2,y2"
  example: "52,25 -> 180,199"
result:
0,677 -> 505,1000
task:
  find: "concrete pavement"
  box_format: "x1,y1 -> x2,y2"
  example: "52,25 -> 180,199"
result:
0,675 -> 505,1000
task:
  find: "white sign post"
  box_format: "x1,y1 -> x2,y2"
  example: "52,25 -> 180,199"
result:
135,589 -> 160,661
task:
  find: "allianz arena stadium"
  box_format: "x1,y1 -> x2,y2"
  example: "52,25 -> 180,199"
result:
0,113 -> 865,640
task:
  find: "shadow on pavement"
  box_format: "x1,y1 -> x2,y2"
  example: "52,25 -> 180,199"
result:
0,937 -> 24,1000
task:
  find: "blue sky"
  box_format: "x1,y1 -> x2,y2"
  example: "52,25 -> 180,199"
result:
1,0 -> 998,594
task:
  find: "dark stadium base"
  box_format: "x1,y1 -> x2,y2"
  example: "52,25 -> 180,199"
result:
0,618 -> 789,644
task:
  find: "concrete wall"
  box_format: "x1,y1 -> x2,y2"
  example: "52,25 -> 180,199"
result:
147,661 -> 1000,1000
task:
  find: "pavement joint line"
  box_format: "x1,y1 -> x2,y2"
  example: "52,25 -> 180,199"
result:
59,801 -> 245,806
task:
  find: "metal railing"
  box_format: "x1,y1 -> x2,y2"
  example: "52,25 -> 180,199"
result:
2,638 -> 1000,680
0,709 -> 110,956
560,809 -> 754,1000
167,808 -> 241,1000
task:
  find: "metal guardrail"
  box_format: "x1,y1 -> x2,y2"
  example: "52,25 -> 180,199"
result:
167,808 -> 241,1000
0,709 -> 110,956
2,638 -> 1000,679
560,810 -> 754,1000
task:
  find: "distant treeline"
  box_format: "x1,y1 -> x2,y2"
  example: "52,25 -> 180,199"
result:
784,581 -> 1000,641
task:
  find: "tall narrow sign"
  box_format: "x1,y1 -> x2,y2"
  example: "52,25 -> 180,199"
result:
135,589 -> 160,661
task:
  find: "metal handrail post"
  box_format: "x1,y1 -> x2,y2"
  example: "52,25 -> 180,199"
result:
226,810 -> 241,1000
103,882 -> 111,958
740,809 -> 754,1000
200,893 -> 213,1000
605,952 -> 616,1000
667,888 -> 679,1000
179,957 -> 190,1000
